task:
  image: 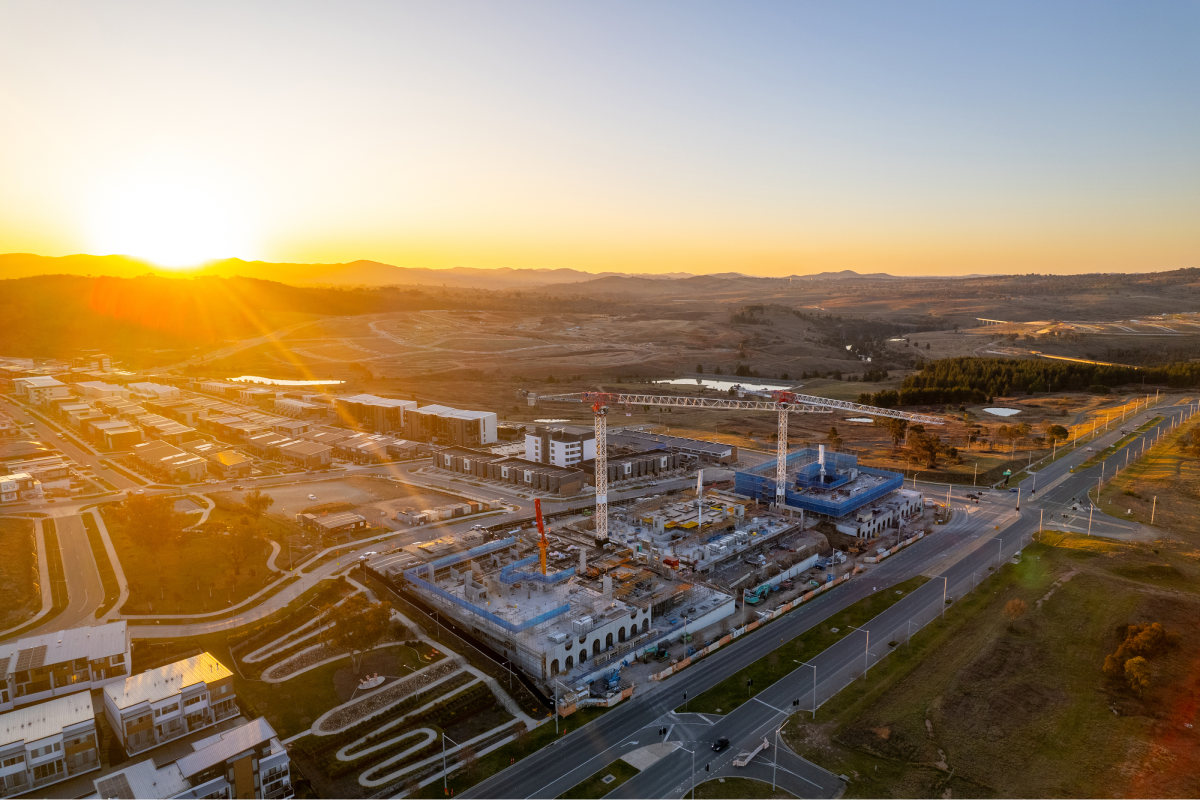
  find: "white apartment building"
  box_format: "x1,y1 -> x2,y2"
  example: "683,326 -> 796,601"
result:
127,382 -> 181,402
0,622 -> 131,712
0,691 -> 100,798
103,653 -> 237,756
12,377 -> 71,406
525,424 -> 597,467
89,717 -> 291,800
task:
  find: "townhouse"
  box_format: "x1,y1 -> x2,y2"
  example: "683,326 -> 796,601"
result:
0,622 -> 131,712
0,691 -> 100,798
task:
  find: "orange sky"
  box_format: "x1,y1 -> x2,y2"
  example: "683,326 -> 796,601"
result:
1,2 -> 1197,276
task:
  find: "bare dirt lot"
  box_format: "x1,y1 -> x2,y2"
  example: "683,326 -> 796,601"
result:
225,476 -> 479,521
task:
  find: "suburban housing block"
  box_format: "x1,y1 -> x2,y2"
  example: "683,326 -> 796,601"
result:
0,622 -> 131,712
102,653 -> 237,757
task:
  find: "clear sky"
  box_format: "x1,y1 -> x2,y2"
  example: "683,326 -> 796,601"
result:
1,1 -> 1197,275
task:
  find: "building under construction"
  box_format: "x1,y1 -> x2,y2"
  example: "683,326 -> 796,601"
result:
399,535 -> 733,689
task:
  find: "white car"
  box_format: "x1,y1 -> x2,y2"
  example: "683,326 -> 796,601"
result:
308,494 -> 317,500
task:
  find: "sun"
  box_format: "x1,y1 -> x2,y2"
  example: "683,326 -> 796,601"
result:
89,172 -> 253,269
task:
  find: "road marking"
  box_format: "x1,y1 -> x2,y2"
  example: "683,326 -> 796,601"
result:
698,714 -> 712,725
752,696 -> 788,714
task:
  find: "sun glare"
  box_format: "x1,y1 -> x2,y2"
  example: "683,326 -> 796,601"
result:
89,173 -> 253,269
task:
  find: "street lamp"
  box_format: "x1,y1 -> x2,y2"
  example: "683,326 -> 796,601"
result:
442,732 -> 460,792
679,746 -> 697,799
773,725 -> 784,792
847,625 -> 870,675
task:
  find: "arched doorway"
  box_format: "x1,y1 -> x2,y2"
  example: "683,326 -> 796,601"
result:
618,627 -> 626,643
565,656 -> 573,670
551,659 -> 559,675
579,647 -> 588,662
606,632 -> 614,650
642,618 -> 649,633
593,640 -> 601,659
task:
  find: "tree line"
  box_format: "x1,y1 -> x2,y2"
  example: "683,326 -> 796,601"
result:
858,357 -> 1200,407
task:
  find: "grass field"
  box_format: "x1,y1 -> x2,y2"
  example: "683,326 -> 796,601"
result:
1098,413 -> 1200,542
79,513 -> 121,618
694,777 -> 795,799
0,518 -> 38,630
557,759 -> 639,799
783,538 -> 1200,798
683,576 -> 929,715
105,506 -> 275,614
42,519 -> 67,610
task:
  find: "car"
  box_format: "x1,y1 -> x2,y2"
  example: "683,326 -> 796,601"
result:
134,489 -> 145,495
711,737 -> 729,752
55,432 -> 64,439
308,494 -> 317,500
1009,488 -> 1018,493
233,485 -> 244,490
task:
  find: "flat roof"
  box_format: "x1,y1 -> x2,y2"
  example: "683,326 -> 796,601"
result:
313,512 -> 367,528
211,450 -> 249,466
16,376 -> 65,387
0,691 -> 94,748
92,758 -> 188,800
104,653 -> 232,710
337,394 -> 416,408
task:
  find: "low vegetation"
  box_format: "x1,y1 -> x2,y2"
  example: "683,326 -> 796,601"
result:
0,518 -> 38,630
79,513 -> 121,618
557,759 -> 640,799
782,538 -> 1200,798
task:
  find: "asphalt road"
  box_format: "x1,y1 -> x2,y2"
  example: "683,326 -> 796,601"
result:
30,514 -> 105,635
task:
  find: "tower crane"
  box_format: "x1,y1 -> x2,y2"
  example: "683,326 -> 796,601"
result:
540,388 -> 944,543
534,498 -> 549,576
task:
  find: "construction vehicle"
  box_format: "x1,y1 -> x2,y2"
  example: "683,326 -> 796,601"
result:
743,584 -> 773,605
643,644 -> 670,662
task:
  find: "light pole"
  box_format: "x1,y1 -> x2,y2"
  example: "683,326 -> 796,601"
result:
773,725 -> 783,792
1016,487 -> 1021,511
996,538 -> 1002,567
795,660 -> 817,717
1088,504 -> 1093,536
442,732 -> 460,792
941,576 -> 948,618
680,746 -> 696,799
848,625 -> 870,675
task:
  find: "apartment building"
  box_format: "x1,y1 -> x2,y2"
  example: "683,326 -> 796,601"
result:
276,440 -> 332,469
0,691 -> 100,798
75,381 -> 129,401
127,382 -> 181,402
103,653 -> 237,757
0,622 -> 131,712
525,424 -> 596,467
206,450 -> 252,479
273,397 -> 324,420
333,394 -> 415,433
89,717 -> 291,799
12,377 -> 71,406
403,404 -> 497,447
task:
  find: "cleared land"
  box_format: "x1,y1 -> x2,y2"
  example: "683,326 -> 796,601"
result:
694,777 -> 795,799
103,505 -> 275,615
0,518 -> 38,630
783,537 -> 1200,798
1099,412 -> 1200,542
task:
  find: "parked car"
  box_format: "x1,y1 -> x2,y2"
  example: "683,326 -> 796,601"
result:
308,494 -> 317,500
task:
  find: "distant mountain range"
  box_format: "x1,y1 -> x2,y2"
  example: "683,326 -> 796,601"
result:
0,253 -> 916,289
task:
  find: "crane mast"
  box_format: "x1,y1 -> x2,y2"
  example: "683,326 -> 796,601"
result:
540,390 -> 943,544
534,498 -> 548,576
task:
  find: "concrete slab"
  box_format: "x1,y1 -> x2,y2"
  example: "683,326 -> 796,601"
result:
620,741 -> 680,770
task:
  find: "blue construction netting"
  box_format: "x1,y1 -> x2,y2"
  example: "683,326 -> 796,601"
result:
404,564 -> 571,633
427,537 -> 517,570
499,556 -> 575,585
735,449 -> 904,517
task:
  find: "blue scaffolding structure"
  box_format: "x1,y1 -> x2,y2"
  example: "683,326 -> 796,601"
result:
734,449 -> 904,517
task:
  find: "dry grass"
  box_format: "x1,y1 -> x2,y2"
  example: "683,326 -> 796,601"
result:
0,518 -> 38,630
1098,414 -> 1200,542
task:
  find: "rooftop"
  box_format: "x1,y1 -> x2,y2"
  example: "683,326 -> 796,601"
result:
104,653 -> 232,710
0,622 -> 127,674
0,691 -> 94,748
176,717 -> 280,778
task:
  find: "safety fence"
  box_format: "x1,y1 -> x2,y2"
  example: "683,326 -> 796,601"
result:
863,531 -> 925,563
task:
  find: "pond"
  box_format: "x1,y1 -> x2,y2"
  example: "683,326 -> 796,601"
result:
846,417 -> 873,423
653,378 -> 795,392
534,419 -> 571,423
229,375 -> 345,386
983,407 -> 1023,417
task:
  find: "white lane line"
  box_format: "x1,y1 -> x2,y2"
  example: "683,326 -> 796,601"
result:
752,696 -> 788,714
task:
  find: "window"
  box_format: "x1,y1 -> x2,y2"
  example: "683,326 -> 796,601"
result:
184,694 -> 205,707
3,755 -> 24,768
32,761 -> 63,780
216,684 -> 231,695
111,654 -> 125,664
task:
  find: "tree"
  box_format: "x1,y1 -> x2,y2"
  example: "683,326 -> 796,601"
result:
327,594 -> 395,672
459,744 -> 479,776
1045,424 -> 1069,441
1003,598 -> 1027,629
1124,656 -> 1152,697
875,417 -> 908,450
826,426 -> 843,451
244,489 -> 274,521
220,518 -> 263,578
696,364 -> 704,374
110,494 -> 189,555
909,431 -> 943,469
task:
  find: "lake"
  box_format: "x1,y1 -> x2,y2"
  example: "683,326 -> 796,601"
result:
229,375 -> 345,386
984,407 -> 1023,417
653,377 -> 795,392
